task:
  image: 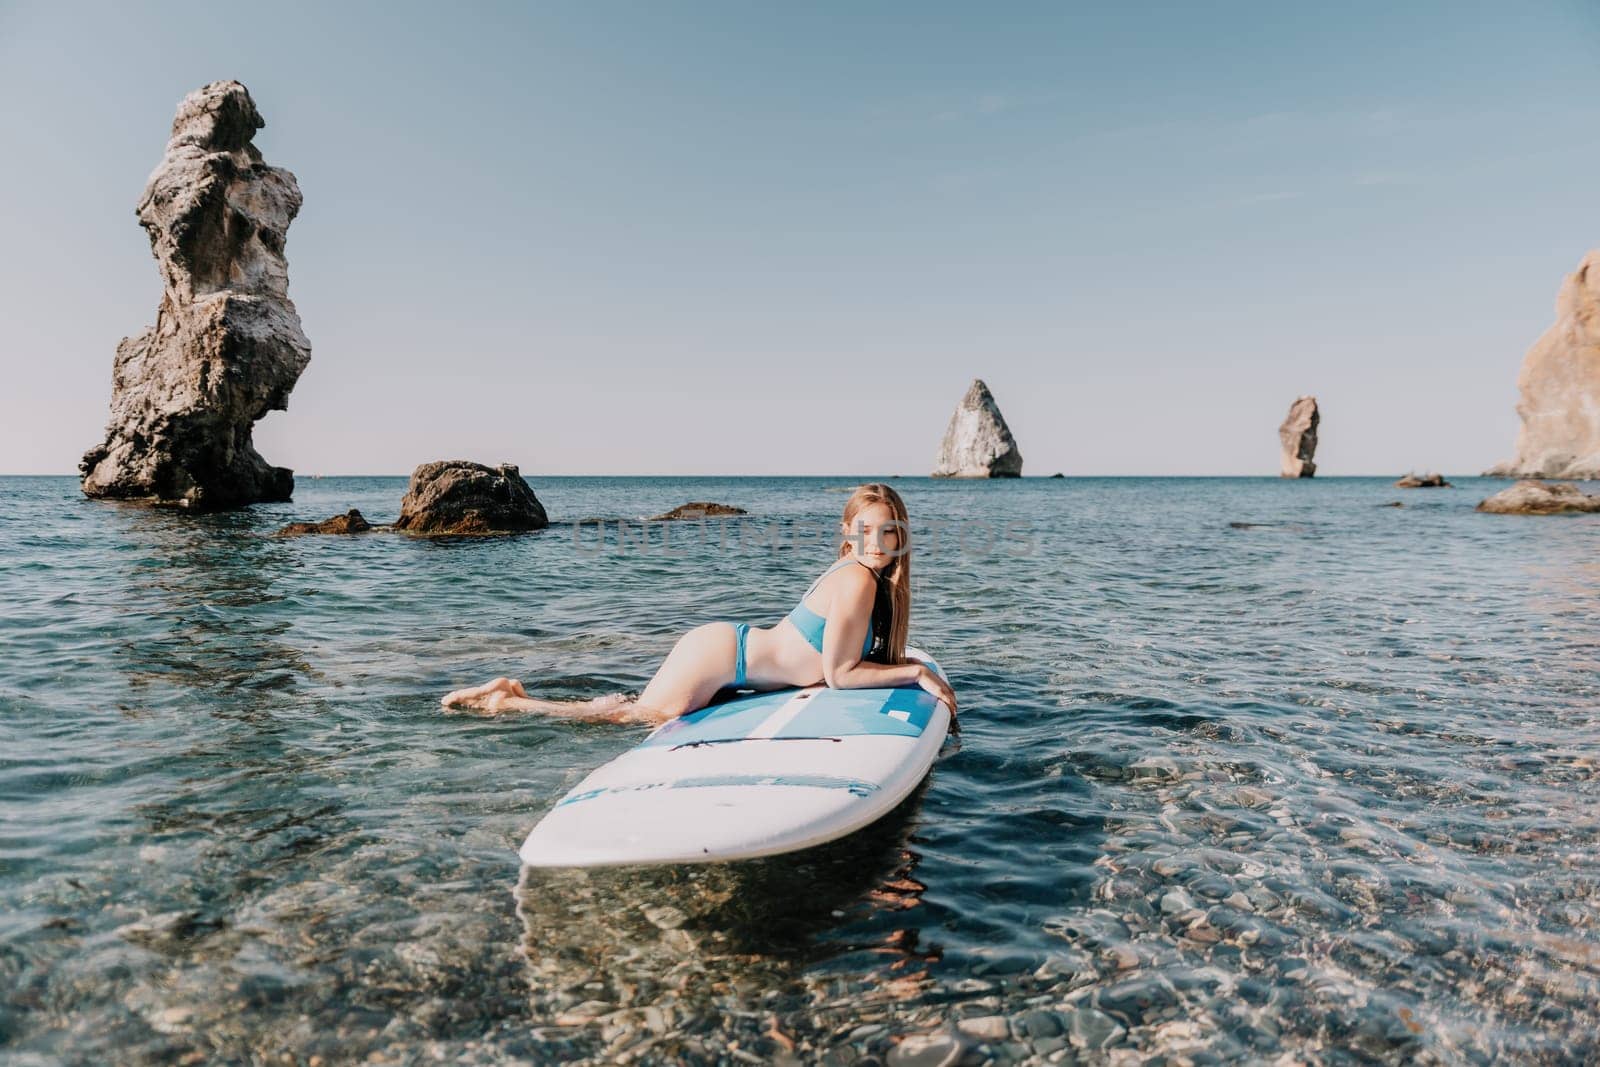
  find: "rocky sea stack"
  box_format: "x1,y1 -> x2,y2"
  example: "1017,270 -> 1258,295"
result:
80,81 -> 311,511
932,379 -> 1023,478
1485,250 -> 1600,480
394,461 -> 549,535
1278,396 -> 1319,478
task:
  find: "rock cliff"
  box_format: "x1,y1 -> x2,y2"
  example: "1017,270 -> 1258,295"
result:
1485,251 -> 1600,480
932,379 -> 1023,478
1278,396 -> 1319,478
80,81 -> 311,510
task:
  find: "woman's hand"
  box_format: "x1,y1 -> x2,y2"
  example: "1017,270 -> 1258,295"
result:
916,664 -> 958,717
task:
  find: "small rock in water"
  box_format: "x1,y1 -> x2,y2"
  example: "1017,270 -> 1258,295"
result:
393,460 -> 549,534
642,904 -> 686,930
1032,1035 -> 1069,1056
1394,472 -> 1451,488
273,509 -> 372,537
1476,480 -> 1600,514
1033,951 -> 1094,987
151,1005 -> 193,1034
1104,943 -> 1140,971
956,1015 -> 1010,1042
1068,1007 -> 1126,1050
1015,1010 -> 1065,1039
649,501 -> 748,520
553,999 -> 613,1026
1152,856 -> 1189,878
1130,756 -> 1181,782
1235,786 -> 1272,808
887,1033 -> 962,1067
1160,889 -> 1196,915
1095,974 -> 1180,1025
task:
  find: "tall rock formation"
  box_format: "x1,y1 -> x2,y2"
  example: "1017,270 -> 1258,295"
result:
1278,396 -> 1319,478
1485,251 -> 1600,480
932,379 -> 1023,478
80,81 -> 311,510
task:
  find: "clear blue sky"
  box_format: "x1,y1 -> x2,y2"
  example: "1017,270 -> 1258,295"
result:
3,1 -> 1598,475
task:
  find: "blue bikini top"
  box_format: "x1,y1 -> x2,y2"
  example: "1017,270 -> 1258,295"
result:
786,557 -> 876,657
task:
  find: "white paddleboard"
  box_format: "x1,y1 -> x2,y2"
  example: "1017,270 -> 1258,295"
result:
518,647 -> 952,867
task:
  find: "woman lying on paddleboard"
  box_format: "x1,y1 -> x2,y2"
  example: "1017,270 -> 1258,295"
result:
441,483 -> 958,724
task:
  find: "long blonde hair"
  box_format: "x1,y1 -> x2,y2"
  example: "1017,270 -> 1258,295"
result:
836,483 -> 911,664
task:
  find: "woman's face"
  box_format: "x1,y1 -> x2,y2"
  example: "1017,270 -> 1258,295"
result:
844,501 -> 904,571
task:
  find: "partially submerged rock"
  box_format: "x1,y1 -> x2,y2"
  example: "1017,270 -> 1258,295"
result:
1476,480 -> 1600,515
1485,251 -> 1600,479
273,509 -> 371,537
80,81 -> 311,510
649,502 -> 748,521
932,379 -> 1023,478
1395,472 -> 1451,488
393,461 -> 548,535
1278,396 -> 1318,478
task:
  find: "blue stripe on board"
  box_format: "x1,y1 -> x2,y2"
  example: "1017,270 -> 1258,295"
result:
640,685 -> 939,749
772,687 -> 934,740
641,689 -> 796,749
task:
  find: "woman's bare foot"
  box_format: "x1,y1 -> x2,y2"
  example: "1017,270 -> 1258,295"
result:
441,676 -> 525,710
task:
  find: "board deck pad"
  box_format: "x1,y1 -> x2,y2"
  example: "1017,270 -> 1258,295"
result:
518,648 -> 951,867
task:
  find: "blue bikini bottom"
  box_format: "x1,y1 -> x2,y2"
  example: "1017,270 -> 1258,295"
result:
731,622 -> 750,688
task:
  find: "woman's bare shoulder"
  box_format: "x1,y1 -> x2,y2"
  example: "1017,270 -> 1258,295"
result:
803,560 -> 872,607
823,562 -> 876,600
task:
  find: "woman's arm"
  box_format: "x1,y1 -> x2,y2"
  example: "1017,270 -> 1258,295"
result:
819,567 -> 889,688
820,570 -> 957,712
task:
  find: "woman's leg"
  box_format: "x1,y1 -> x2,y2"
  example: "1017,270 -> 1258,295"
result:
439,622 -> 738,724
635,622 -> 739,717
441,678 -> 648,721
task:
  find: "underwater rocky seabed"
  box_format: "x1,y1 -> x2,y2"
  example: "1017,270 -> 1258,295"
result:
2,475 -> 1597,1065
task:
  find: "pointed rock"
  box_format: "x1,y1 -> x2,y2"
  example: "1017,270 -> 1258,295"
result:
932,379 -> 1022,478
1278,396 -> 1319,478
1485,251 -> 1600,479
80,81 -> 311,510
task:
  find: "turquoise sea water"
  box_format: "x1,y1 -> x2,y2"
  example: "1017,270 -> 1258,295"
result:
2,474 -> 1598,1064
